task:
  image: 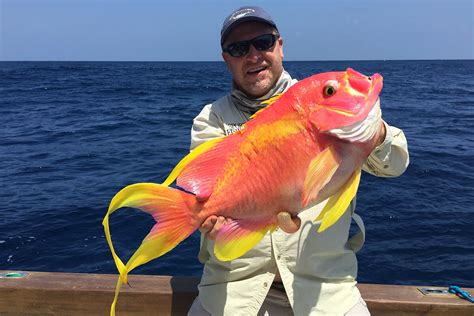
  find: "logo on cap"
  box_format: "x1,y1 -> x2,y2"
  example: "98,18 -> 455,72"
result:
229,8 -> 255,21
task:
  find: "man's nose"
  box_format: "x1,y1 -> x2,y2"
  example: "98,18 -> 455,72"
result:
246,45 -> 262,62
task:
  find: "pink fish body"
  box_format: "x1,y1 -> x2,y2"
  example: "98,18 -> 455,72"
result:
103,68 -> 383,315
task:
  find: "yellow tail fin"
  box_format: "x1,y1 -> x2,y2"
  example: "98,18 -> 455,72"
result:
103,183 -> 199,315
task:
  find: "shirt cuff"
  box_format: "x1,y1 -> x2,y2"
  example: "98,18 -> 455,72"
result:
369,120 -> 393,162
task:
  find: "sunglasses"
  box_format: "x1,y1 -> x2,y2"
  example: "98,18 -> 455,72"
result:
223,33 -> 279,57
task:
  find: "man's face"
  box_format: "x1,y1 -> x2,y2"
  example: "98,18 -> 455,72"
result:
222,21 -> 284,99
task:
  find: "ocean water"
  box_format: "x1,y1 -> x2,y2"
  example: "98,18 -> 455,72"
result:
1,60 -> 473,287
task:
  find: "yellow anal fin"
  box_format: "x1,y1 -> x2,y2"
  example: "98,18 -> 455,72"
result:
301,146 -> 340,208
162,136 -> 224,186
316,169 -> 361,233
214,218 -> 276,261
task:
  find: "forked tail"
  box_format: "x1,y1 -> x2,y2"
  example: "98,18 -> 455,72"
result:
102,183 -> 199,315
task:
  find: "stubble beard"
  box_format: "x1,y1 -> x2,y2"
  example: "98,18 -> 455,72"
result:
239,70 -> 275,99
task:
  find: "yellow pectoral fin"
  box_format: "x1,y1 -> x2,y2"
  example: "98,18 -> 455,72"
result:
316,169 -> 362,233
301,146 -> 340,208
162,136 -> 224,186
214,219 -> 277,261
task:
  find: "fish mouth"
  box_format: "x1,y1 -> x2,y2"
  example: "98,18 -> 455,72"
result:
325,98 -> 382,141
345,68 -> 383,97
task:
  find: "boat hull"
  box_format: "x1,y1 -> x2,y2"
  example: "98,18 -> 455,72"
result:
0,271 -> 472,316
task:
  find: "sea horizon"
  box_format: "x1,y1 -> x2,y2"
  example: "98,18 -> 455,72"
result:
1,58 -> 473,63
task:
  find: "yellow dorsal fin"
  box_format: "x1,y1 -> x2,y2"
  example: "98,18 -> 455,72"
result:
261,93 -> 283,106
162,136 -> 224,186
249,93 -> 283,119
315,169 -> 362,232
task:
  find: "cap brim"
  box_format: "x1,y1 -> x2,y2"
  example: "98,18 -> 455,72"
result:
221,17 -> 277,46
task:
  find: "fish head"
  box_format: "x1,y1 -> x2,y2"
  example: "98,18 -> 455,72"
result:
298,68 -> 383,132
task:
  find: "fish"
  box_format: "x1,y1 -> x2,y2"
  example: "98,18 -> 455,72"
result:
103,68 -> 383,315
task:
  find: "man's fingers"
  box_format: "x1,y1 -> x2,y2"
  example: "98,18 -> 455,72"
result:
376,121 -> 386,146
199,215 -> 218,234
207,216 -> 226,240
277,212 -> 301,233
202,213 -> 300,236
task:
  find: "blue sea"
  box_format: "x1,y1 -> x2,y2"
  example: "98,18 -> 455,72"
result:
1,60 -> 473,288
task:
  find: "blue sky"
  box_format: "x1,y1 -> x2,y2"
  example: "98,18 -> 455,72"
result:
1,0 -> 472,61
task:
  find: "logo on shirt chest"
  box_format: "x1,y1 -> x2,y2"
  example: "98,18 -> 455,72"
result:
224,123 -> 244,135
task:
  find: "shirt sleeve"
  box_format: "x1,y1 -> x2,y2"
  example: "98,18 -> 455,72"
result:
190,103 -> 226,151
362,121 -> 409,177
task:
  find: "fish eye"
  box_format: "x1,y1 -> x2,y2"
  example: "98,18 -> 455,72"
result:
323,84 -> 337,97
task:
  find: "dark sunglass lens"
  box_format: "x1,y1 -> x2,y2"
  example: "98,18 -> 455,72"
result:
225,34 -> 277,57
253,34 -> 276,51
227,41 -> 250,57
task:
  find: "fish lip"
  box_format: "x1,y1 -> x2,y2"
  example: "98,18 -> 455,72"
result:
370,73 -> 383,88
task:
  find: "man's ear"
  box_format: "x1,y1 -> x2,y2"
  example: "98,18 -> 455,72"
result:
278,37 -> 284,59
222,52 -> 232,70
222,51 -> 229,62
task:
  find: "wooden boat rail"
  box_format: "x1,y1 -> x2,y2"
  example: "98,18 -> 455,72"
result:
0,270 -> 472,315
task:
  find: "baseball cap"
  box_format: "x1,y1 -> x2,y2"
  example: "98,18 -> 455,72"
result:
220,6 -> 278,46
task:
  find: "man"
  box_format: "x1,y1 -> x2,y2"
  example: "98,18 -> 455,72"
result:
188,6 -> 409,316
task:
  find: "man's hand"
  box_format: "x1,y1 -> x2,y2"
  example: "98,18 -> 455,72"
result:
375,121 -> 386,147
199,212 -> 301,240
199,215 -> 226,240
277,212 -> 301,233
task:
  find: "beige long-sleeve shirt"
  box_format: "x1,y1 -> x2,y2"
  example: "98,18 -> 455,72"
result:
190,80 -> 409,316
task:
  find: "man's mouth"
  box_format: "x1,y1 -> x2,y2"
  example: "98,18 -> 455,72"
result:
247,66 -> 267,75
